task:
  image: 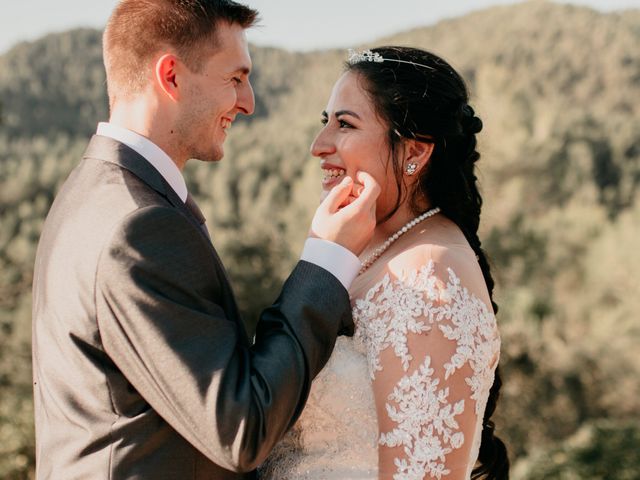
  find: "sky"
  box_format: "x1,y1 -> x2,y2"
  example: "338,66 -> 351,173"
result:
2,0 -> 639,55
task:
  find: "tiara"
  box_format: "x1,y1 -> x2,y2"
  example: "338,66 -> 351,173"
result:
348,49 -> 384,63
347,48 -> 434,70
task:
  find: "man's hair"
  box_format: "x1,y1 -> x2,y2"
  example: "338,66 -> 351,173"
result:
103,0 -> 258,104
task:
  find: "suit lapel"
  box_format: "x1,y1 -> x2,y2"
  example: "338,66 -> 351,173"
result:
82,135 -> 249,345
84,135 -> 169,198
83,135 -> 207,233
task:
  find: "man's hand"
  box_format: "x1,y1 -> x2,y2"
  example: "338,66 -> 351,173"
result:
310,172 -> 380,256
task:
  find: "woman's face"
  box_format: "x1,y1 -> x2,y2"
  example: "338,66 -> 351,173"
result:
311,71 -> 400,219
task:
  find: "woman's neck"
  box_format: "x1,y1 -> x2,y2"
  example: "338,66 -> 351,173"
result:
362,200 -> 432,259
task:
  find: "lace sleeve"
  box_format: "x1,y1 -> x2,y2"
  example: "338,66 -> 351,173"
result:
353,259 -> 500,480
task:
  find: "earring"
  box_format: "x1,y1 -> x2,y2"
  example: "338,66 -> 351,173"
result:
405,162 -> 418,176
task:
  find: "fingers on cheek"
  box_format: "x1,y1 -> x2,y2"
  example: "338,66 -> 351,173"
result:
339,194 -> 356,209
338,181 -> 368,209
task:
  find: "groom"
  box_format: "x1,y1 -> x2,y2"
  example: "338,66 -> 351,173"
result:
31,1 -> 379,479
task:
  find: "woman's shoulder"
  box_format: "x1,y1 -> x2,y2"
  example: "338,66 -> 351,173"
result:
350,215 -> 488,301
351,216 -> 489,306
388,216 -> 475,279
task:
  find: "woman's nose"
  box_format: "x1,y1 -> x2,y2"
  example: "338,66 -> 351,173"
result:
310,127 -> 336,157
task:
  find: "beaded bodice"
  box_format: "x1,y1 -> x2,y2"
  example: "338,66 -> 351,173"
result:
258,335 -> 378,479
260,222 -> 500,480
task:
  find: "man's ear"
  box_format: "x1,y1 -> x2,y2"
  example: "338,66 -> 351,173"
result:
155,54 -> 180,101
403,139 -> 435,176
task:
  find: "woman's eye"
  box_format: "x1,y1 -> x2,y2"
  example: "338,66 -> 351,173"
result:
233,77 -> 242,85
319,117 -> 353,128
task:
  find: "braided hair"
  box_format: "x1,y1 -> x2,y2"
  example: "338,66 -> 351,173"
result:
347,46 -> 509,479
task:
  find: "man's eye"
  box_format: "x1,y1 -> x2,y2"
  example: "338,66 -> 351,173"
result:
339,119 -> 353,129
233,77 -> 242,85
320,117 -> 328,126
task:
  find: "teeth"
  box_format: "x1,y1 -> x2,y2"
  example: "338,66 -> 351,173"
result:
221,119 -> 231,129
322,168 -> 346,180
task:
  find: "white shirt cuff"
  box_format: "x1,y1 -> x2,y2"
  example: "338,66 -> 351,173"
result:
301,238 -> 361,290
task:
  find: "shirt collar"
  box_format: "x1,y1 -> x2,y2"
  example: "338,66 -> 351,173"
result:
96,122 -> 188,202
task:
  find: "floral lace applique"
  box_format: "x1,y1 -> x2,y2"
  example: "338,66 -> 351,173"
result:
436,269 -> 500,415
379,356 -> 465,480
353,265 -> 440,377
353,260 -> 500,479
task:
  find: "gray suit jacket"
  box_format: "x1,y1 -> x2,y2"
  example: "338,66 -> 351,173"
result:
32,135 -> 354,479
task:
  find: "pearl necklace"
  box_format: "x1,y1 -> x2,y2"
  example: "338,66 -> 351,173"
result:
359,207 -> 441,274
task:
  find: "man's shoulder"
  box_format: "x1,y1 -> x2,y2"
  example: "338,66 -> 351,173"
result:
39,153 -> 191,270
81,155 -> 163,203
44,156 -> 167,233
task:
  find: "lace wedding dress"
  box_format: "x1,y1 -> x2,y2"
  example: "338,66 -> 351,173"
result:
260,217 -> 500,479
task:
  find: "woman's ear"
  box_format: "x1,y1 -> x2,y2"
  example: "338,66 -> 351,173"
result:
155,54 -> 181,102
403,139 -> 434,177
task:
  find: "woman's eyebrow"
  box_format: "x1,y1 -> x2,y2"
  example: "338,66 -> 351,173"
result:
335,110 -> 361,119
320,110 -> 362,120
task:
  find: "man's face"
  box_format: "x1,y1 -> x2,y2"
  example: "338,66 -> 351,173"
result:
176,21 -> 254,163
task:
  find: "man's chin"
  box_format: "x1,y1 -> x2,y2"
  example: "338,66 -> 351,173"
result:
190,148 -> 224,163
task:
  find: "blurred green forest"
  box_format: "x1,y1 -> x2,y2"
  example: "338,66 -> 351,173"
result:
1,1 -> 639,478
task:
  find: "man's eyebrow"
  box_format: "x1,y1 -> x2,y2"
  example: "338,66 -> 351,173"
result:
231,66 -> 251,75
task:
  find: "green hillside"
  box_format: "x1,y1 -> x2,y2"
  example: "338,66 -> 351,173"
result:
1,1 -> 639,477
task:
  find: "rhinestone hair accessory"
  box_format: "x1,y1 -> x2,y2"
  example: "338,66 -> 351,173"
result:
348,48 -> 434,70
348,49 -> 384,64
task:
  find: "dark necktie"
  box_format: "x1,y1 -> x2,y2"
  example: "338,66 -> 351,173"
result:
185,193 -> 211,240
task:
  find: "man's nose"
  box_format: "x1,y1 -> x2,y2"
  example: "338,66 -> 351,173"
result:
237,81 -> 255,116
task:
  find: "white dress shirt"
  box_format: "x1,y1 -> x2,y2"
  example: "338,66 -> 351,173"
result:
97,122 -> 188,202
96,123 -> 361,290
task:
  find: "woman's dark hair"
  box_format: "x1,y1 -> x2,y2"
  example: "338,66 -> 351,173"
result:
347,46 -> 509,479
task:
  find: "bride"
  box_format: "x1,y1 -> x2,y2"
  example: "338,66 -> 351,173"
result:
260,46 -> 509,480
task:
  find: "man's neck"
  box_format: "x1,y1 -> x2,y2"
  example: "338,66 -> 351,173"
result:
109,99 -> 185,170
